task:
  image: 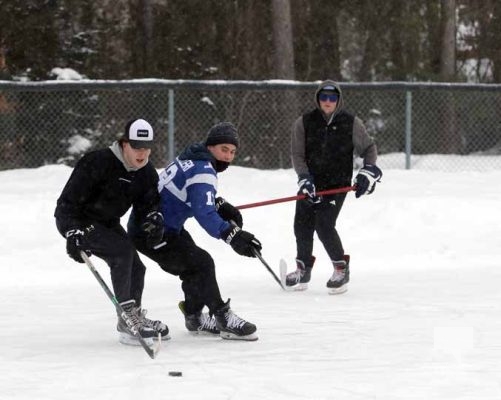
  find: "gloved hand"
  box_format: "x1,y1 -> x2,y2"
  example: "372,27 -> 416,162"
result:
215,197 -> 243,228
222,225 -> 262,258
298,175 -> 321,204
141,211 -> 165,248
65,226 -> 93,263
354,164 -> 383,198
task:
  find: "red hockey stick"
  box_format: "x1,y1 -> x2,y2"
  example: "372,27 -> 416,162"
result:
236,186 -> 355,210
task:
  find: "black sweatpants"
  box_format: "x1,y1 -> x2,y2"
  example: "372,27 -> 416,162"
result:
56,221 -> 146,305
133,229 -> 225,316
294,193 -> 347,264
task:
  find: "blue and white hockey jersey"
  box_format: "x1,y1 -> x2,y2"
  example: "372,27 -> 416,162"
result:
158,143 -> 231,239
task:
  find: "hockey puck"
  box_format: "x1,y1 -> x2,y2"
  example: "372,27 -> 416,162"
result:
168,371 -> 183,377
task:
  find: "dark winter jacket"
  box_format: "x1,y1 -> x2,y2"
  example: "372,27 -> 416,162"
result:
302,108 -> 355,189
291,80 -> 378,189
54,146 -> 160,235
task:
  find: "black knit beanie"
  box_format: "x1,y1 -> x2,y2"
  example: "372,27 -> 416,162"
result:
205,122 -> 239,148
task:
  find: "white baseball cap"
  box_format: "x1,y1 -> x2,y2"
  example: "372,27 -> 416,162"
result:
124,118 -> 154,149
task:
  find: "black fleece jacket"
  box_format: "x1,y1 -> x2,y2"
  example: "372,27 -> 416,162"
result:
54,148 -> 159,234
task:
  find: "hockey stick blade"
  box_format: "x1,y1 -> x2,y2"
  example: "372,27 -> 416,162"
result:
279,259 -> 296,292
132,331 -> 160,359
279,259 -> 288,290
279,259 -> 308,292
252,249 -> 285,290
120,310 -> 162,359
81,252 -> 161,359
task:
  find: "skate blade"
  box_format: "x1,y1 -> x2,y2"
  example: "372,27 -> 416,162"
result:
220,331 -> 259,341
187,330 -> 220,337
285,282 -> 309,291
328,285 -> 348,295
283,283 -> 308,291
118,333 -> 155,347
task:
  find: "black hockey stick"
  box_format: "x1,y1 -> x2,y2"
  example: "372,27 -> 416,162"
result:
252,248 -> 286,290
80,251 -> 161,359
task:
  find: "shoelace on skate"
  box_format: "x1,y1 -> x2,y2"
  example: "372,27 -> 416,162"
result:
200,314 -> 217,331
123,308 -> 142,330
286,268 -> 304,284
329,267 -> 346,282
225,311 -> 246,329
138,308 -> 166,330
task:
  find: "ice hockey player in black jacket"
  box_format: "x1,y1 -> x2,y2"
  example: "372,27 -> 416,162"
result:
285,80 -> 382,294
54,118 -> 169,346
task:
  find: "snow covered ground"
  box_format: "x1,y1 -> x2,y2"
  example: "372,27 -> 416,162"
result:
1,155 -> 500,400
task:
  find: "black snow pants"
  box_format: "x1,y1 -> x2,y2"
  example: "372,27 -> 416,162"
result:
56,220 -> 146,305
132,228 -> 225,315
294,192 -> 347,264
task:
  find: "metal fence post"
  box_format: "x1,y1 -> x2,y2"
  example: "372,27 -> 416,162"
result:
405,90 -> 412,170
168,89 -> 175,162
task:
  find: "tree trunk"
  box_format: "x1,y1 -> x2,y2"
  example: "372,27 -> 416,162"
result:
271,0 -> 296,167
142,0 -> 153,75
488,0 -> 501,83
440,0 -> 456,79
271,0 -> 295,79
439,0 -> 461,153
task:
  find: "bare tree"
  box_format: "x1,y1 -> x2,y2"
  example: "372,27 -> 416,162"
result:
489,0 -> 501,82
271,0 -> 295,79
439,0 -> 461,153
141,0 -> 154,75
440,0 -> 456,79
271,0 -> 296,168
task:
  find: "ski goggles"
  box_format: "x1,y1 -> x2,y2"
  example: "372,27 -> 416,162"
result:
319,93 -> 339,102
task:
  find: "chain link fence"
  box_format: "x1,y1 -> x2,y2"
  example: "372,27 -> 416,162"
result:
0,80 -> 500,171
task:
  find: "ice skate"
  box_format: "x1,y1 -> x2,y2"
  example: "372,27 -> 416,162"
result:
117,300 -> 157,346
136,306 -> 170,340
214,300 -> 258,341
327,255 -> 350,295
284,257 -> 315,291
178,301 -> 220,335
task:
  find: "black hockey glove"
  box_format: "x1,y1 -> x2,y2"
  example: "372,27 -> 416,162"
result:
222,225 -> 262,258
298,175 -> 321,204
354,164 -> 383,198
215,197 -> 243,228
141,211 -> 165,248
65,226 -> 93,263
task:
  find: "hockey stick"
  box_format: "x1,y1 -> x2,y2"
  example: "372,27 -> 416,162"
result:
80,251 -> 161,359
252,248 -> 285,290
236,186 -> 355,210
228,218 -> 284,290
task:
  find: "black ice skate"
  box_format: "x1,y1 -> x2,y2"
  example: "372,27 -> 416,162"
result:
178,301 -> 220,335
284,257 -> 315,291
117,300 -> 158,346
214,299 -> 258,341
136,306 -> 170,340
327,255 -> 350,295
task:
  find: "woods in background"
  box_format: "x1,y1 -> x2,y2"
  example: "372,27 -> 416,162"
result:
0,0 -> 500,82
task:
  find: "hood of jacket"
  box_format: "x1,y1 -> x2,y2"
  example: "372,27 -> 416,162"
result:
109,141 -> 144,172
178,142 -> 216,162
314,79 -> 344,118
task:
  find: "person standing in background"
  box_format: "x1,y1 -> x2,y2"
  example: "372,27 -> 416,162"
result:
285,80 -> 382,294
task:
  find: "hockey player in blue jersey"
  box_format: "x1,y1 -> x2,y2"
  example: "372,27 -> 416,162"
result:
128,122 -> 262,341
